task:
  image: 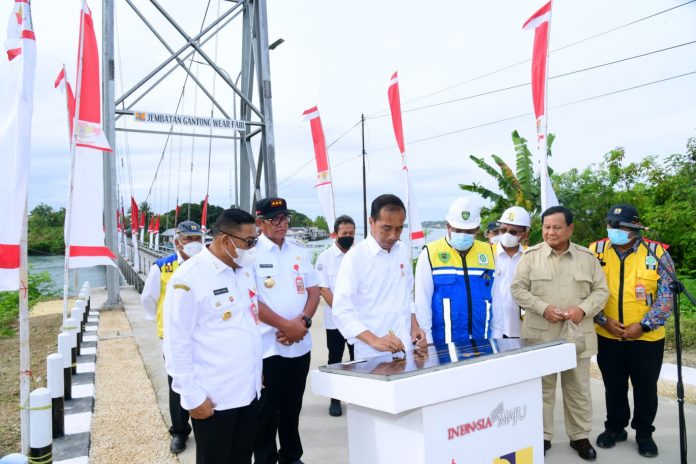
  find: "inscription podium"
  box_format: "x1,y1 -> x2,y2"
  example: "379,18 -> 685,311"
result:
311,339 -> 576,463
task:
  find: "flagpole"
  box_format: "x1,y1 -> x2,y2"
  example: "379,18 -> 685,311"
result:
63,2 -> 87,325
19,198 -> 30,454
361,114 -> 367,239
540,3 -> 552,213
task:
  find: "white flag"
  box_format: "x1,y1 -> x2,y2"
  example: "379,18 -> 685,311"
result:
0,1 -> 36,290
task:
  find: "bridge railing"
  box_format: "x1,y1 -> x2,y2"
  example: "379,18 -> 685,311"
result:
118,242 -> 169,292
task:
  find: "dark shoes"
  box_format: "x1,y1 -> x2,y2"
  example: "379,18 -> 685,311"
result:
596,429 -> 628,448
169,435 -> 187,454
329,400 -> 343,417
544,440 -> 551,455
570,438 -> 597,461
636,437 -> 659,458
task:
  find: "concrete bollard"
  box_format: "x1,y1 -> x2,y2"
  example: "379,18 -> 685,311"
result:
57,333 -> 72,400
46,353 -> 64,439
64,319 -> 78,375
28,388 -> 52,464
75,299 -> 87,325
70,307 -> 83,355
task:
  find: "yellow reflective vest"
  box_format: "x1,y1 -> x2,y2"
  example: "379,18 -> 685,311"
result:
155,254 -> 179,338
589,239 -> 666,341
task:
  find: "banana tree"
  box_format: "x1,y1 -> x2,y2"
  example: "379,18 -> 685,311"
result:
459,130 -> 554,216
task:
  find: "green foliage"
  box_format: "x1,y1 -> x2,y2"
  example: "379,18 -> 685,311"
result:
288,209 -> 313,228
460,130 -> 555,219
555,144 -> 696,276
0,271 -> 58,338
314,216 -> 329,232
28,204 -> 65,255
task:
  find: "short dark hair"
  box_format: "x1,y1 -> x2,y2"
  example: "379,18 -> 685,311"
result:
213,208 -> 255,236
541,205 -> 573,226
370,194 -> 406,221
334,215 -> 355,234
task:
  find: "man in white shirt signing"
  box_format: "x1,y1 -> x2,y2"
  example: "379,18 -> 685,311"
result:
163,209 -> 262,464
332,194 -> 427,360
315,215 -> 356,417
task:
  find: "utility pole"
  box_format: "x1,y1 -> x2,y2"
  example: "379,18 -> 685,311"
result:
102,0 -> 120,307
361,114 -> 367,239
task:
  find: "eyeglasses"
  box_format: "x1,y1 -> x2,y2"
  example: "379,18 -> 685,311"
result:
498,227 -> 524,236
222,231 -> 258,248
264,214 -> 292,226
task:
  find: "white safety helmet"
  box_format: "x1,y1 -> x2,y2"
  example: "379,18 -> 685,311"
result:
499,206 -> 531,228
446,197 -> 482,230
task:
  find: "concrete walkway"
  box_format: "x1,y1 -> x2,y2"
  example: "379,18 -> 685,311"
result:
117,284 -> 696,463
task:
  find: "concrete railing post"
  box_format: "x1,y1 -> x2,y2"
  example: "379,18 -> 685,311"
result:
28,388 -> 52,464
46,354 -> 64,439
57,333 -> 72,400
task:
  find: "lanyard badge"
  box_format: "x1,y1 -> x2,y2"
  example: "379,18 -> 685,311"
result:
293,264 -> 305,294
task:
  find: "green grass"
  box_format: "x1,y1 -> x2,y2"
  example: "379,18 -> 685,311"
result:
664,275 -> 696,350
0,271 -> 59,338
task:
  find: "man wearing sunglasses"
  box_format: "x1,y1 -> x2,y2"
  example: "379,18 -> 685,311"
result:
163,209 -> 262,463
253,197 -> 320,464
590,204 -> 674,458
491,206 -> 531,339
414,196 -> 495,345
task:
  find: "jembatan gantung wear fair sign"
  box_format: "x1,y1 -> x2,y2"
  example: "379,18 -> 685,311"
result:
133,111 -> 246,131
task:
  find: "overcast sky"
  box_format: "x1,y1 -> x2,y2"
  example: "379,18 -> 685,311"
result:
5,0 -> 696,226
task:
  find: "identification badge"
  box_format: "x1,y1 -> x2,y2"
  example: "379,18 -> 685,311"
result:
295,275 -> 305,294
635,284 -> 646,301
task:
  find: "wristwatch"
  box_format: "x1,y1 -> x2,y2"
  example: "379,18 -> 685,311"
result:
640,321 -> 652,333
302,315 -> 312,329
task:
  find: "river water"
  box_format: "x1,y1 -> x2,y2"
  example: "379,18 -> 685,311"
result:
29,255 -> 108,295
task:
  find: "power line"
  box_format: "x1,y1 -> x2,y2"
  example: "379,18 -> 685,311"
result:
365,39 -> 696,119
367,69 -> 696,152
277,120 -> 361,187
366,0 -> 696,117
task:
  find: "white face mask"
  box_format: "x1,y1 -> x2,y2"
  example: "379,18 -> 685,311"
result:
499,232 -> 521,248
181,240 -> 203,257
490,235 -> 501,245
225,237 -> 257,267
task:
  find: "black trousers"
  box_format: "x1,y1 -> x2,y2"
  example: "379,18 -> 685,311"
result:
168,375 -> 192,438
191,399 -> 259,464
596,335 -> 665,438
326,329 -> 354,404
254,353 -> 311,464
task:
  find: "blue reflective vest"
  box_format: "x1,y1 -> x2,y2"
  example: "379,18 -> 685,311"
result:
426,238 -> 495,344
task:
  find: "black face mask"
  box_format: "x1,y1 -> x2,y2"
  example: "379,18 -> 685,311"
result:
336,236 -> 354,250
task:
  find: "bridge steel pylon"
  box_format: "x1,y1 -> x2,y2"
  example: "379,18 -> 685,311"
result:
101,0 -> 279,305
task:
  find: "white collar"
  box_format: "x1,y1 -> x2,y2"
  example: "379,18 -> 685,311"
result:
259,233 -> 286,251
200,245 -> 232,275
366,233 -> 399,256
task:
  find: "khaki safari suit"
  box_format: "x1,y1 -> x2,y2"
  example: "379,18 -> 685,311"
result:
511,241 -> 609,441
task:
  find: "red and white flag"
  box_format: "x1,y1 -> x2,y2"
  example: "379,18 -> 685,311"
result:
302,106 -> 336,232
387,72 -> 425,249
523,1 -> 559,211
73,1 -> 110,152
129,197 -> 140,271
522,1 -> 551,140
0,0 -> 36,290
64,0 -> 115,268
201,195 -> 209,233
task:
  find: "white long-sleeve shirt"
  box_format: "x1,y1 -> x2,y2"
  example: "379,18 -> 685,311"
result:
140,254 -> 182,320
163,246 -> 262,411
254,234 -> 319,359
332,234 -> 415,359
315,243 -> 347,330
491,244 -> 524,338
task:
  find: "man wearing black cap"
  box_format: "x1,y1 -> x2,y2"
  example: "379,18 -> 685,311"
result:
590,204 -> 675,458
253,197 -> 320,464
141,220 -> 203,454
485,221 -> 500,245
